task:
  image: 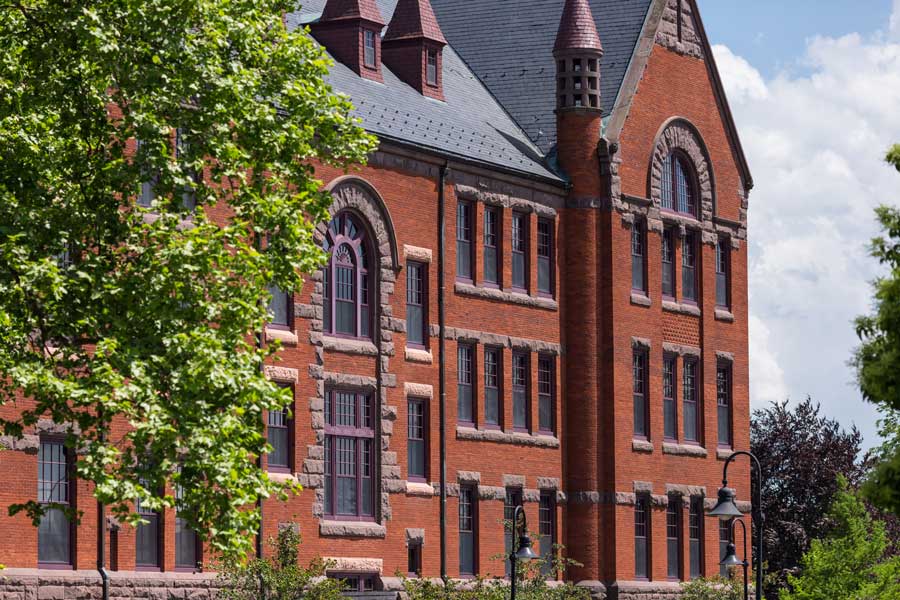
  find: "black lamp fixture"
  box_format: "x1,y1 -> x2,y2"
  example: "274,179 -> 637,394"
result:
509,505 -> 538,600
720,517 -> 750,600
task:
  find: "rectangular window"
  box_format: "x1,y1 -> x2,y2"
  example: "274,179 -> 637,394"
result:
484,347 -> 501,427
512,212 -> 528,290
667,497 -> 683,580
266,283 -> 291,327
717,364 -> 733,447
406,262 -> 426,346
539,492 -> 557,577
459,486 -> 477,576
426,49 -> 438,86
458,344 -> 474,424
719,519 -> 732,577
683,359 -> 699,442
504,488 -> 524,577
136,139 -> 156,207
689,496 -> 704,579
330,573 -> 377,593
457,202 -> 473,281
38,440 -> 71,566
175,480 -> 199,570
267,407 -> 291,472
408,541 -> 423,576
136,486 -> 160,569
175,128 -> 197,211
512,352 -> 529,430
632,221 -> 646,293
663,354 -> 678,440
634,495 -> 650,580
716,238 -> 730,308
408,398 -> 427,481
537,218 -> 553,295
682,232 -> 697,302
633,350 -> 648,438
483,207 -> 500,285
662,228 -> 676,299
324,390 -> 375,519
364,30 -> 376,68
538,355 -> 554,433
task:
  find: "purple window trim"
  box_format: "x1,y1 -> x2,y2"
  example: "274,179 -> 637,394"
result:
663,353 -> 678,441
689,496 -> 704,579
406,261 -> 428,349
662,228 -> 676,300
683,358 -> 700,444
456,201 -> 474,283
717,363 -> 733,448
457,344 -> 476,425
324,389 -> 376,522
483,346 -> 503,429
38,438 -> 73,568
667,496 -> 683,581
631,219 -> 647,294
512,351 -> 530,433
323,213 -> 373,341
407,398 -> 429,483
537,218 -> 554,298
459,485 -> 478,576
634,494 -> 651,580
681,231 -> 699,305
716,238 -> 731,309
483,206 -> 501,288
511,211 -> 529,292
633,350 -> 649,440
537,354 -> 555,435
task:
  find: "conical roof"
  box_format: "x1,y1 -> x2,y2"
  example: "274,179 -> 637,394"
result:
554,0 -> 603,53
384,0 -> 447,44
320,0 -> 385,25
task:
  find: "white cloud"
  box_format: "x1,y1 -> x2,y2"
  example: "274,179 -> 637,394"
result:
713,26 -> 900,446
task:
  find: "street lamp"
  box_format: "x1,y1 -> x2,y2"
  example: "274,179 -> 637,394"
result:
710,451 -> 764,600
509,505 -> 538,600
720,518 -> 749,600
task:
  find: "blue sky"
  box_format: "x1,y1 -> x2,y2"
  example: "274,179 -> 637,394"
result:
692,0 -> 900,448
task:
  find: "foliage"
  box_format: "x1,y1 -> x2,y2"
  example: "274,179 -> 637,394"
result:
401,547 -> 590,600
680,576 -> 744,600
0,0 -> 376,561
750,398 -> 865,594
216,526 -> 345,600
781,479 -> 900,600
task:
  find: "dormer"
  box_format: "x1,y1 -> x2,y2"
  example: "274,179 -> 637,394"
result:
310,0 -> 386,82
382,0 -> 447,100
554,0 -> 603,111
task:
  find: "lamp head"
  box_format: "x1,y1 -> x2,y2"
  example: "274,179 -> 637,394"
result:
514,533 -> 538,561
709,486 -> 743,520
720,542 -> 744,568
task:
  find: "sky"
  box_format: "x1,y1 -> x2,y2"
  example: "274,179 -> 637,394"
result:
695,0 -> 900,448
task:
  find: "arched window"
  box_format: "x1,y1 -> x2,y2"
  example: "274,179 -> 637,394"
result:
323,211 -> 372,339
661,151 -> 697,217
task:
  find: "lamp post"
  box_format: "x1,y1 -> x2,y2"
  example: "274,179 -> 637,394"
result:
709,451 -> 763,600
509,505 -> 538,600
720,518 -> 749,600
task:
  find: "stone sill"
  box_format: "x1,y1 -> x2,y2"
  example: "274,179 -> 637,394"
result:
319,520 -> 386,538
0,567 -> 217,581
454,282 -> 558,311
323,336 -> 378,356
717,447 -> 735,461
662,442 -> 708,458
609,580 -> 683,594
265,327 -> 298,345
456,426 -> 560,448
405,347 -> 433,364
630,292 -> 651,308
632,439 -> 654,453
715,308 -> 736,323
405,481 -> 436,497
662,300 -> 702,317
267,472 -> 300,485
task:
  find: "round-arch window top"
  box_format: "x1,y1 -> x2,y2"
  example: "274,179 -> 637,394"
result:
323,211 -> 372,340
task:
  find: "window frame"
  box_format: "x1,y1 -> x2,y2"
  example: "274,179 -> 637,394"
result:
330,573 -> 378,593
135,485 -> 162,571
512,351 -> 530,432
363,29 -> 377,68
266,387 -> 294,473
457,343 -> 475,425
681,231 -> 698,304
456,201 -> 474,283
408,540 -> 423,577
406,261 -> 427,348
323,212 -> 373,341
667,496 -> 683,581
717,362 -> 733,448
633,349 -> 649,439
683,358 -> 700,444
175,479 -> 201,572
511,211 -> 529,292
537,217 -> 554,297
426,48 -> 438,87
504,487 -> 524,578
634,494 -> 651,581
483,346 -> 503,429
539,491 -> 557,578
689,496 -> 705,579
37,437 -> 74,569
631,219 -> 647,295
716,237 -> 731,309
459,485 -> 478,577
323,389 -> 377,522
661,150 -> 699,219
662,227 -> 676,300
538,354 -> 555,435
663,353 -> 678,441
407,397 -> 429,483
482,206 -> 501,287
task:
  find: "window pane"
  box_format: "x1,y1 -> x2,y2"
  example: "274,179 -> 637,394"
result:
267,409 -> 289,469
38,441 -> 70,564
720,519 -> 732,577
512,213 -> 527,289
266,284 -> 290,326
662,230 -> 674,297
667,500 -> 681,580
661,153 -> 673,210
458,345 -> 473,422
664,356 -> 677,439
538,219 -> 552,294
484,208 -> 498,284
684,361 -> 698,442
716,241 -> 729,307
690,498 -> 703,579
364,30 -> 376,67
408,400 -> 426,479
513,353 -> 528,429
484,348 -> 500,425
538,356 -> 553,432
717,367 -> 732,446
175,517 -> 198,568
336,437 -> 358,515
457,203 -> 472,279
676,155 -> 695,215
426,49 -> 437,85
682,234 -> 696,302
136,514 -> 160,567
505,489 -> 523,577
633,352 -> 647,437
632,224 -> 645,291
38,508 -> 70,564
634,498 -> 649,579
539,493 -> 556,577
459,488 -> 476,575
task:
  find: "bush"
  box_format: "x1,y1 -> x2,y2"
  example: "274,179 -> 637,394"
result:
680,577 -> 744,600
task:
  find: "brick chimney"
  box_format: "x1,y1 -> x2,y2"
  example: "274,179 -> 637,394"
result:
310,0 -> 386,82
382,0 -> 447,100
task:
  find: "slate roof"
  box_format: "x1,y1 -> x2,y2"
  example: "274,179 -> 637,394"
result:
555,0 -> 604,52
289,0 -> 562,183
383,0 -> 447,44
430,0 -> 654,152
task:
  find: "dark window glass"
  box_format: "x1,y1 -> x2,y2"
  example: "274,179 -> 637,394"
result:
364,30 -> 376,67
512,212 -> 528,290
719,519 -> 732,577
484,347 -> 501,426
426,49 -> 438,86
512,352 -> 529,430
458,344 -> 474,423
406,262 -> 426,346
667,497 -> 682,580
539,492 -> 557,577
716,239 -> 730,308
408,398 -> 427,480
504,488 -> 523,577
689,497 -> 704,579
175,481 -> 199,569
330,573 -> 377,593
682,232 -> 697,302
38,440 -> 71,565
324,390 -> 375,519
136,487 -> 160,568
662,228 -> 675,298
632,221 -> 646,292
267,406 -> 290,471
635,496 -> 650,579
459,486 -> 477,575
661,153 -> 674,210
717,365 -> 732,447
538,355 -> 554,433
408,542 -> 423,576
266,283 -> 291,327
457,202 -> 473,280
662,152 -> 697,217
136,139 -> 157,207
537,219 -> 553,295
663,355 -> 678,440
683,359 -> 698,442
175,128 -> 198,211
633,351 -> 648,438
483,207 -> 499,284
323,213 -> 371,339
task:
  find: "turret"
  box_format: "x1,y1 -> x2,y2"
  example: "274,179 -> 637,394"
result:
554,0 -> 603,110
382,0 -> 448,100
310,0 -> 386,82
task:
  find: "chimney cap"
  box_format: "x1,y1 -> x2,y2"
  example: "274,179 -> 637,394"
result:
384,0 -> 447,44
554,0 -> 603,53
320,0 -> 385,26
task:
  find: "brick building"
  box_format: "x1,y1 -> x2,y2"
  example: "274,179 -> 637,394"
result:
0,0 -> 753,598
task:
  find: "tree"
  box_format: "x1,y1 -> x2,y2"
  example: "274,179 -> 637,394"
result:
781,479 -> 900,600
751,398 -> 865,594
854,144 -> 900,517
0,0 -> 376,561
